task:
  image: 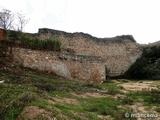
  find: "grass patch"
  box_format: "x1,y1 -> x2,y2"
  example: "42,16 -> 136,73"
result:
122,88 -> 160,105
87,113 -> 101,120
155,107 -> 160,112
83,97 -> 118,116
54,103 -> 75,116
0,84 -> 36,119
121,96 -> 134,105
0,66 -> 159,119
82,97 -> 132,119
53,97 -> 132,120
29,100 -> 50,110
0,66 -> 97,119
87,82 -> 123,95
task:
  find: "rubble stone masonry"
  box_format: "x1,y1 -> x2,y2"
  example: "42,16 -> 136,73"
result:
6,28 -> 142,83
12,47 -> 105,83
38,28 -> 142,77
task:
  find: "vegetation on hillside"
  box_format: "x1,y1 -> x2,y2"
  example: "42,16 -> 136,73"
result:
125,45 -> 160,80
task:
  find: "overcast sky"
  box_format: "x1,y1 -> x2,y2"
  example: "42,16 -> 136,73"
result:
1,0 -> 160,44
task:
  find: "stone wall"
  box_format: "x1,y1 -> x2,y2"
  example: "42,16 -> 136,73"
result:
38,28 -> 142,76
12,47 -> 105,83
2,28 -> 142,83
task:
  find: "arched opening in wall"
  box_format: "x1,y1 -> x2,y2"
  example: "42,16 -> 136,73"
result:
105,65 -> 110,80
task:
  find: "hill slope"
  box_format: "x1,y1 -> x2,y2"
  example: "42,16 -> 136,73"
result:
0,65 -> 160,120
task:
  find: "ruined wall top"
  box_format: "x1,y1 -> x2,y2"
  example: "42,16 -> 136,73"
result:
38,28 -> 136,44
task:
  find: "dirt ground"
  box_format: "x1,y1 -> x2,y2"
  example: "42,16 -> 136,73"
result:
118,80 -> 160,120
119,81 -> 158,92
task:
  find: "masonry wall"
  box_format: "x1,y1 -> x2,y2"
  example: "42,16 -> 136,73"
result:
1,28 -> 142,83
38,28 -> 142,76
12,47 -> 105,83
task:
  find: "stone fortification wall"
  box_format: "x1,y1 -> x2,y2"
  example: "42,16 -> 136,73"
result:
12,47 -> 105,83
38,28 -> 142,76
0,28 -> 142,83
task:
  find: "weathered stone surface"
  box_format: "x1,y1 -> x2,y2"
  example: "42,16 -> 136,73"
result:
12,48 -> 105,83
39,28 -> 142,76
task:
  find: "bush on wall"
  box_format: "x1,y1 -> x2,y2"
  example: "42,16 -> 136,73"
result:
17,33 -> 62,52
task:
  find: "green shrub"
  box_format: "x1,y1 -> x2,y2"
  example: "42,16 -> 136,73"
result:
121,96 -> 134,105
8,30 -> 22,40
125,46 -> 160,80
3,92 -> 36,120
19,34 -> 62,51
34,83 -> 56,92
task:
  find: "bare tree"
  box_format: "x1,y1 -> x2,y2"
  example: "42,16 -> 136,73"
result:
0,9 -> 14,30
16,11 -> 29,32
0,8 -> 29,32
